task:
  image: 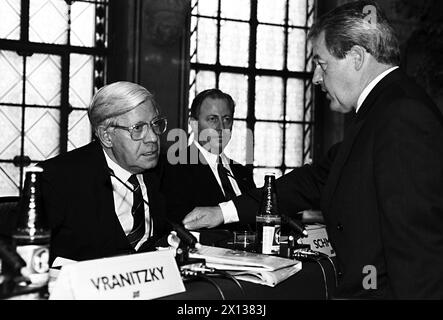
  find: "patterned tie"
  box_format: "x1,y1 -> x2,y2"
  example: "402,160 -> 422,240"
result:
127,174 -> 146,249
217,156 -> 237,201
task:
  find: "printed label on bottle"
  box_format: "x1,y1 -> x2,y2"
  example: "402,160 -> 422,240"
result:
16,245 -> 50,287
272,224 -> 281,254
262,226 -> 275,254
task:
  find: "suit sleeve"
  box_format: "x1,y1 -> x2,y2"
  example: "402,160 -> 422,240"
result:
374,98 -> 443,298
233,143 -> 340,223
159,163 -> 196,224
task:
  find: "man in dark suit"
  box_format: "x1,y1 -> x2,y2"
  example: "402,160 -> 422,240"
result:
159,89 -> 255,231
183,1 -> 443,299
39,81 -> 170,264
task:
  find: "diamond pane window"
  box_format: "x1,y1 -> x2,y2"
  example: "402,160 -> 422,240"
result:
71,1 -> 96,47
24,108 -> 60,161
0,163 -> 20,197
220,20 -> 249,67
0,0 -> 20,40
0,106 -> 21,159
29,0 -> 68,45
190,0 -> 315,183
25,54 -> 61,106
70,54 -> 94,109
0,0 -> 108,196
0,50 -> 23,104
68,110 -> 91,152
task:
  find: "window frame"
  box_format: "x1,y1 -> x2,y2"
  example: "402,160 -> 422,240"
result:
188,0 -> 316,185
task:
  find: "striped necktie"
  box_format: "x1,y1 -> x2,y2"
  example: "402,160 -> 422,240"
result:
127,174 -> 146,249
217,156 -> 236,201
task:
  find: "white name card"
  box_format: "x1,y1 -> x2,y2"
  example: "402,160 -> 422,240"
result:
49,249 -> 185,300
298,224 -> 336,257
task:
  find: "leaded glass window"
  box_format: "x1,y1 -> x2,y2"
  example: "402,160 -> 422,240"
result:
0,0 -> 108,196
189,0 -> 315,187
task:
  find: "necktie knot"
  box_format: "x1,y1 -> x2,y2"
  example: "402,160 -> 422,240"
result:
217,156 -> 236,201
128,174 -> 140,191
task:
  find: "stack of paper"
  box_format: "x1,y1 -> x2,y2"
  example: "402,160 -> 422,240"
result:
189,245 -> 302,287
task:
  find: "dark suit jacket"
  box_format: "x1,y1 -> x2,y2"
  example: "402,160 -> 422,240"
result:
233,69 -> 443,299
158,144 -> 256,230
39,141 -> 168,264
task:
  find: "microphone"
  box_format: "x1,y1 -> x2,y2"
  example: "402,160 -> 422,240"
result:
107,167 -> 199,249
221,167 -> 308,238
282,214 -> 308,238
168,221 -> 198,248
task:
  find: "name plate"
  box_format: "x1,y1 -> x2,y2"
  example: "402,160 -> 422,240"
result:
50,250 -> 185,300
298,224 -> 336,257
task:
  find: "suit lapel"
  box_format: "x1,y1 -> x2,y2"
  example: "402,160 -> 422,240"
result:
92,143 -> 132,251
142,172 -> 156,236
321,69 -> 401,211
321,119 -> 365,211
188,145 -> 226,200
195,162 -> 226,200
230,164 -> 249,193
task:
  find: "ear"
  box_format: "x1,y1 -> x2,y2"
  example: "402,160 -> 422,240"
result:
349,45 -> 366,71
96,125 -> 114,148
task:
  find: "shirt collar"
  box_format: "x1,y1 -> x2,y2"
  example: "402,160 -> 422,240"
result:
193,140 -> 227,166
356,66 -> 399,113
102,148 -> 133,182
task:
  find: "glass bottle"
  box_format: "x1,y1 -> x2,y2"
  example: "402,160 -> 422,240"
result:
255,174 -> 281,255
12,166 -> 50,295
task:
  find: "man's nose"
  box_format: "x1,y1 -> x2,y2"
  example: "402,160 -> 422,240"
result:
312,67 -> 323,85
215,119 -> 223,131
143,125 -> 158,143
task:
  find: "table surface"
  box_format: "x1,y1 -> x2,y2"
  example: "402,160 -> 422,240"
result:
1,229 -> 338,300
160,258 -> 337,300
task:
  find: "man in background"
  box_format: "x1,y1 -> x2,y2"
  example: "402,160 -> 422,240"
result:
160,89 -> 255,232
183,1 -> 443,299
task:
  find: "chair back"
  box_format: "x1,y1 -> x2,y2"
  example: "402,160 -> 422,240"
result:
0,196 -> 20,236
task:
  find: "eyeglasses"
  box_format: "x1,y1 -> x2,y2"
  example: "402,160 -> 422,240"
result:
112,117 -> 167,140
312,60 -> 327,72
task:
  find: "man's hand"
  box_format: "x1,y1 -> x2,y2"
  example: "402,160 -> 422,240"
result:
182,206 -> 224,230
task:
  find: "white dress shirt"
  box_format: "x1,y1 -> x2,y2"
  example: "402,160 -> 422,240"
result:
220,65 -> 400,224
193,141 -> 242,197
356,66 -> 399,113
103,149 -> 152,250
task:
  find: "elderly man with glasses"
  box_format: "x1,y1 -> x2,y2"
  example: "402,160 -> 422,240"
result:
36,81 -> 170,264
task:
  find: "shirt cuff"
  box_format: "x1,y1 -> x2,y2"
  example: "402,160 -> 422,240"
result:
219,200 -> 239,224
